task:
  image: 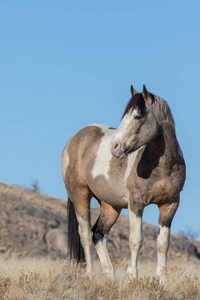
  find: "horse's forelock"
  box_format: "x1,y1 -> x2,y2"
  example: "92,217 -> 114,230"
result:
122,93 -> 147,119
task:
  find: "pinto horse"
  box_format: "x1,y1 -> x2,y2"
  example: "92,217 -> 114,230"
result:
62,85 -> 186,279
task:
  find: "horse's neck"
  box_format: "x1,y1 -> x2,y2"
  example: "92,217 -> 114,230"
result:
151,122 -> 180,168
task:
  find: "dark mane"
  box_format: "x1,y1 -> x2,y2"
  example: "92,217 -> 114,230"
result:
122,92 -> 156,119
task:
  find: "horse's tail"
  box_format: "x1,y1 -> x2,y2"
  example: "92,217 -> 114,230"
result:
67,197 -> 85,263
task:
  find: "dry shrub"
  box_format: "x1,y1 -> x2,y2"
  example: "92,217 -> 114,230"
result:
164,266 -> 200,300
0,254 -> 200,299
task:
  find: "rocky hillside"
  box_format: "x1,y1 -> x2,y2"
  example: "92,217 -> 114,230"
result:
0,183 -> 200,263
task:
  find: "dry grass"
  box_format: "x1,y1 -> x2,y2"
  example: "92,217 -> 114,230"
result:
0,254 -> 200,300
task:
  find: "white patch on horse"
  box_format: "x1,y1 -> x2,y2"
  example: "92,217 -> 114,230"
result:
113,109 -> 138,143
91,127 -> 113,180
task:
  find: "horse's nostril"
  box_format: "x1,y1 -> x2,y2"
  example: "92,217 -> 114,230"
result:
111,141 -> 121,156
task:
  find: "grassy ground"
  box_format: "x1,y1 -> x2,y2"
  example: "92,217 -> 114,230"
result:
0,254 -> 200,299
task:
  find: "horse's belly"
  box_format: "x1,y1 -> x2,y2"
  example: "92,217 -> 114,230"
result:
87,176 -> 128,208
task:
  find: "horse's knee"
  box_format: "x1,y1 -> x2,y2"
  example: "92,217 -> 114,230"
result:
92,202 -> 121,245
129,235 -> 143,251
92,225 -> 104,246
92,215 -> 108,246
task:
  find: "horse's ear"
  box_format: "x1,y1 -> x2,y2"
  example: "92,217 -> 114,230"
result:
130,85 -> 138,96
142,84 -> 153,105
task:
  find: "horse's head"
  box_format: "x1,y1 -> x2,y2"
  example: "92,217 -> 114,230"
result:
110,85 -> 161,158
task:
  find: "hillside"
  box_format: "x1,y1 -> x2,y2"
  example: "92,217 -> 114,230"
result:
0,182 -> 200,264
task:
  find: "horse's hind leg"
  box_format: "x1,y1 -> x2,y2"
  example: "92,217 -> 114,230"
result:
92,202 -> 121,276
69,188 -> 93,273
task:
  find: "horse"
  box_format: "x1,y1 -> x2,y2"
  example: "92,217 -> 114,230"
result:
61,85 -> 186,279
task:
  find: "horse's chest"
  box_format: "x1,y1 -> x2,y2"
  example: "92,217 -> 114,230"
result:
149,176 -> 179,204
85,146 -> 139,208
128,164 -> 185,205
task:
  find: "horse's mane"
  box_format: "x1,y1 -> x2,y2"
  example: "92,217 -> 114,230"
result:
155,96 -> 175,129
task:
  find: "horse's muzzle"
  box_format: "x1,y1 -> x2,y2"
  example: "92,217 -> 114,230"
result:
110,141 -> 125,158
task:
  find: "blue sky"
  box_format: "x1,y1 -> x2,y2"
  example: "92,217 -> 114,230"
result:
1,1 -> 200,237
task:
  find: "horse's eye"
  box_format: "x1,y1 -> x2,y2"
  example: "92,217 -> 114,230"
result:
134,115 -> 141,120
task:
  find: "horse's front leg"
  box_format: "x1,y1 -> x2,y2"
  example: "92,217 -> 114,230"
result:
127,201 -> 144,279
156,199 -> 179,279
